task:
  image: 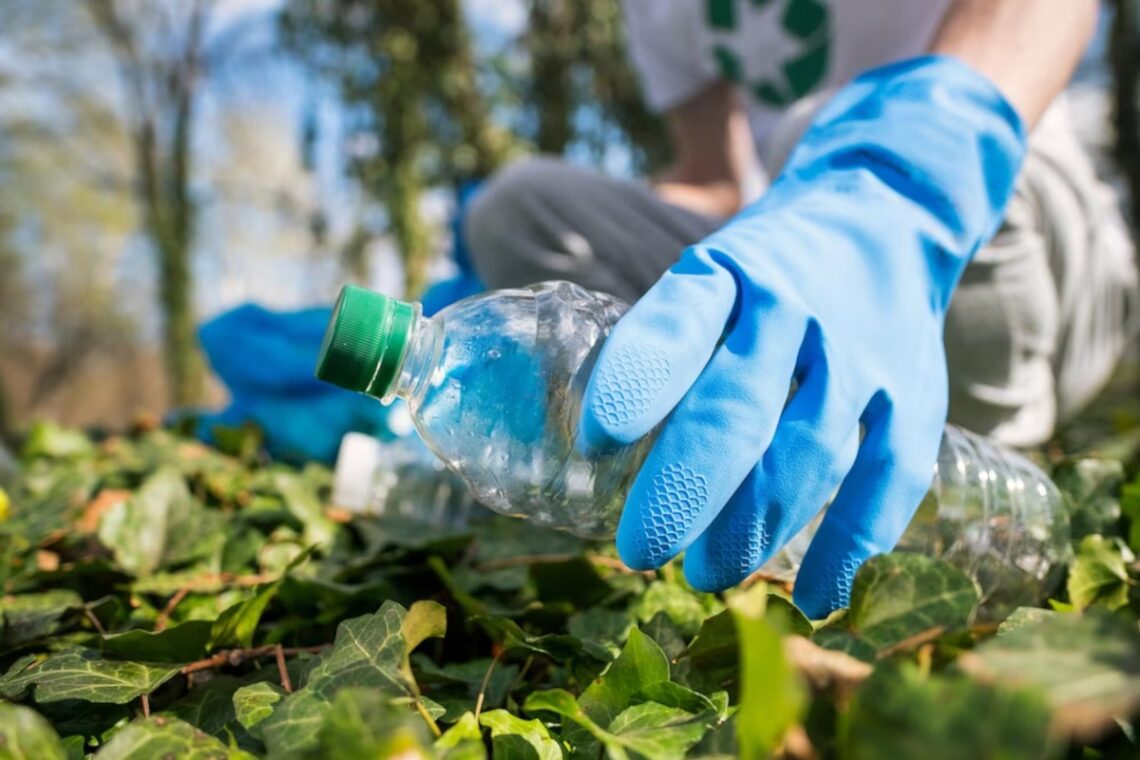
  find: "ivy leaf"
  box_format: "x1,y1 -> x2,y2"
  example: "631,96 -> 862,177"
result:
161,674 -> 244,739
233,681 -> 288,732
846,554 -> 979,651
566,626 -> 671,755
1052,458 -> 1125,541
96,468 -> 225,576
811,628 -> 877,663
479,709 -> 563,760
1066,535 -> 1132,611
1,590 -> 83,647
524,689 -> 712,760
842,662 -> 1051,759
209,587 -> 280,651
92,716 -> 257,759
681,609 -> 738,696
606,702 -> 714,760
996,608 -> 1056,637
102,619 -> 213,663
1121,480 -> 1140,553
579,627 -> 671,728
0,702 -> 67,760
309,687 -> 432,759
272,472 -> 337,551
631,581 -> 722,638
434,711 -> 485,759
256,601 -> 444,756
728,584 -> 804,758
475,615 -> 600,663
958,610 -> 1140,741
0,649 -> 182,704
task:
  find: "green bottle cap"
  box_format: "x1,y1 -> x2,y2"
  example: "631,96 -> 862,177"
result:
316,285 -> 416,398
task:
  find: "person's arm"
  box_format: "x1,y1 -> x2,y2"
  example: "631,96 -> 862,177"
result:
932,0 -> 1096,126
581,0 -> 1098,619
652,81 -> 758,218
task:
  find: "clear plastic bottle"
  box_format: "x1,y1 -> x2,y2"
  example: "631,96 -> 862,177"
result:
316,281 -> 1071,610
332,431 -> 474,529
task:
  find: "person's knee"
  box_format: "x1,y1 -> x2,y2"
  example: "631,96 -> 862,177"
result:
464,156 -> 567,281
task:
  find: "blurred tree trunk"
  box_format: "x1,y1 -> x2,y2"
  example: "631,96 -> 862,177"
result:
435,0 -> 511,177
282,0 -> 518,297
1111,0 -> 1140,231
527,0 -> 576,154
576,0 -> 671,172
85,0 -> 207,406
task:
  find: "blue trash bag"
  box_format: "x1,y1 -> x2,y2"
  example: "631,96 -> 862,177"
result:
195,180 -> 487,463
195,303 -> 394,463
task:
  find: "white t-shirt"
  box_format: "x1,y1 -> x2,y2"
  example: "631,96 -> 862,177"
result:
620,0 -> 1077,164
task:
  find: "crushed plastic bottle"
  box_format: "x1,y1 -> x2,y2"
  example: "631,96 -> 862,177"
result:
316,281 -> 1071,612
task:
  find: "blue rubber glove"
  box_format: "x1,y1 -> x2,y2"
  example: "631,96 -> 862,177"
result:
580,57 -> 1026,617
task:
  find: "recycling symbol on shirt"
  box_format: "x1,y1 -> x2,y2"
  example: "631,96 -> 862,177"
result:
707,0 -> 831,108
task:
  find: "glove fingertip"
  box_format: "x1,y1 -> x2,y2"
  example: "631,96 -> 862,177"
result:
792,555 -> 859,620
577,404 -> 629,454
615,519 -> 666,572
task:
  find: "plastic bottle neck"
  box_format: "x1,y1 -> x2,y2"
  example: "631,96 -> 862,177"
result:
383,313 -> 443,405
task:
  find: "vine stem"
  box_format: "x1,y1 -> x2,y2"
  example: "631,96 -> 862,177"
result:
179,644 -> 329,676
474,651 -> 503,719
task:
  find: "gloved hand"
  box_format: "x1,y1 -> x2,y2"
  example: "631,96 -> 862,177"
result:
580,57 -> 1026,617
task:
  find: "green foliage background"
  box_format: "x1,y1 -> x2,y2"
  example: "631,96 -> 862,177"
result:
1,410 -> 1140,758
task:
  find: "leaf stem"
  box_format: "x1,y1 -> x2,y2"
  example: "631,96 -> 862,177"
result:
474,650 -> 502,719
179,644 -> 329,675
275,644 -> 293,693
154,587 -> 190,632
414,697 -> 443,738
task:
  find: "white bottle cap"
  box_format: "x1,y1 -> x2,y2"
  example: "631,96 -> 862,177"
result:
332,432 -> 385,512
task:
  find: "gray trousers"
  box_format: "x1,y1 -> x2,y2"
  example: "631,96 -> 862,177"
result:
464,149 -> 1139,447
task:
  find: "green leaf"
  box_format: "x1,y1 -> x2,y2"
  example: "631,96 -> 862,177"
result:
20,422 -> 95,460
996,607 -> 1057,637
96,468 -> 225,576
568,608 -> 636,660
0,649 -> 182,704
846,553 -> 979,651
161,674 -> 244,739
93,716 -> 257,759
209,583 -> 282,650
728,584 -> 804,757
1122,480 -> 1140,553
681,609 -> 738,696
479,709 -> 563,760
1066,535 -> 1132,610
1052,458 -> 1125,540
102,619 -> 212,663
810,628 -> 876,663
580,627 -> 671,728
562,627 -> 671,755
606,702 -> 713,760
524,689 -> 714,760
272,472 -> 337,551
2,590 -> 83,647
309,687 -> 431,759
631,581 -> 721,637
256,601 -> 444,756
0,702 -> 67,760
233,681 -> 288,732
434,711 -> 484,759
475,615 -> 600,663
959,610 -> 1140,740
842,662 -> 1051,760
252,690 -> 330,757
